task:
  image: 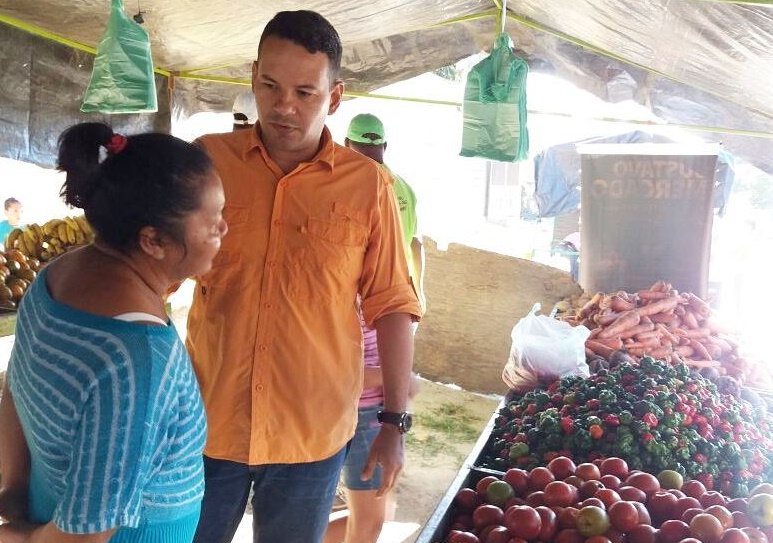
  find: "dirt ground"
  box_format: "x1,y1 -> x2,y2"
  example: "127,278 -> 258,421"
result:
390,378 -> 501,542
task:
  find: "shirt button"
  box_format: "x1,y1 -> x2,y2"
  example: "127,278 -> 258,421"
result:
258,345 -> 268,352
255,384 -> 264,392
300,226 -> 307,233
273,219 -> 282,227
264,302 -> 272,309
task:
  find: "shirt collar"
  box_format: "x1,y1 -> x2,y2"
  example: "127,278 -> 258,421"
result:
245,124 -> 336,171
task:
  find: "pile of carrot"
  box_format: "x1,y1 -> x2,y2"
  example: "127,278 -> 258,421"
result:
559,280 -> 765,385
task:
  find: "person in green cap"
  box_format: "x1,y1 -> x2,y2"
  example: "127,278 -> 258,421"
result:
323,113 -> 425,543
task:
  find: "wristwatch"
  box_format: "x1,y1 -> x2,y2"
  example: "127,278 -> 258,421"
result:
377,410 -> 413,434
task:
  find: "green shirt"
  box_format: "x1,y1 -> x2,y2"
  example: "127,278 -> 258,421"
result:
385,166 -> 417,272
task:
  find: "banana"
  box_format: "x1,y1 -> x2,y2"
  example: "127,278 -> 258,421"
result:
56,223 -> 70,245
15,233 -> 31,257
5,227 -> 23,248
30,223 -> 45,240
43,219 -> 64,237
66,225 -> 78,245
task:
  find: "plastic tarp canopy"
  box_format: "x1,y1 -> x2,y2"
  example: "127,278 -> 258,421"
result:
0,0 -> 771,174
533,131 -> 737,219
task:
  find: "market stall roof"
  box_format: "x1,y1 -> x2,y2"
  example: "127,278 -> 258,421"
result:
1,0 -> 772,173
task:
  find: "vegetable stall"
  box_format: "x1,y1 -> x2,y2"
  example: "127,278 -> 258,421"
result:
416,283 -> 773,543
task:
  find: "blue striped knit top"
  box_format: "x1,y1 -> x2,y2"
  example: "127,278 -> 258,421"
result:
7,267 -> 206,542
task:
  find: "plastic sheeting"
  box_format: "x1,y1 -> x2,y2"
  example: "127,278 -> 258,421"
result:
0,0 -> 771,173
534,131 -> 736,219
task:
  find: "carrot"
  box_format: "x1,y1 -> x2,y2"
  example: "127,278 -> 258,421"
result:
650,312 -> 679,325
647,345 -> 672,359
684,359 -> 720,369
589,326 -> 603,339
675,345 -> 695,358
586,339 -> 615,358
594,311 -> 622,327
595,337 -> 624,350
674,327 -> 710,339
704,335 -> 734,355
681,311 -> 700,330
637,296 -> 679,317
626,336 -> 661,349
649,280 -> 670,292
579,292 -> 604,318
656,323 -> 678,345
633,330 -> 662,342
701,342 -> 722,360
637,290 -> 670,301
619,322 -> 656,339
687,293 -> 712,318
598,309 -> 641,339
610,294 -> 635,312
689,339 -> 713,361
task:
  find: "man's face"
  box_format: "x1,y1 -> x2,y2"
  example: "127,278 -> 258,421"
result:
346,140 -> 385,164
252,36 -> 343,163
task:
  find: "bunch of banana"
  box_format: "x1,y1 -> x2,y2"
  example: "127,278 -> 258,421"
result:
5,215 -> 95,262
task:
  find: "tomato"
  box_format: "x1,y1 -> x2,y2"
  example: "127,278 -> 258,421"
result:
727,498 -> 749,514
705,504 -> 734,530
484,525 -> 510,543
674,497 -> 702,519
681,480 -> 707,500
626,472 -> 661,498
627,523 -> 659,543
528,467 -> 556,491
544,481 -> 579,508
689,513 -> 724,543
586,536 -> 612,543
732,511 -> 754,529
600,458 -> 629,480
504,505 -> 542,540
751,484 -> 773,498
576,505 -> 611,537
699,491 -> 727,509
548,456 -> 577,480
600,474 -> 622,491
740,527 -> 770,543
477,476 -> 502,499
576,462 -> 602,481
594,488 -> 622,510
473,505 -> 505,530
659,520 -> 690,543
564,475 -> 585,489
618,485 -> 648,503
557,506 -> 580,530
648,491 -> 680,525
681,507 -> 705,525
504,469 -> 530,497
525,491 -> 546,508
455,488 -> 482,513
608,500 -> 641,532
448,531 -> 481,543
721,528 -> 752,543
581,480 -> 606,500
554,528 -> 585,543
535,505 -> 558,541
747,493 -> 773,528
486,481 -> 516,508
632,501 -> 652,526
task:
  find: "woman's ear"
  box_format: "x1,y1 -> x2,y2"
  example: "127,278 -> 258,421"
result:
137,226 -> 166,260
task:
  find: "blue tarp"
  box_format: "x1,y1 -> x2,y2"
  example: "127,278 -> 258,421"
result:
533,131 -> 735,218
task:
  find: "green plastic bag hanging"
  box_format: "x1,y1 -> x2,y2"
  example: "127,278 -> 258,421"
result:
460,34 -> 529,162
81,0 -> 157,113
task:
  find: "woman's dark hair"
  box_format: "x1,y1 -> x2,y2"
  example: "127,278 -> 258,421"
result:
258,10 -> 342,81
57,122 -> 213,251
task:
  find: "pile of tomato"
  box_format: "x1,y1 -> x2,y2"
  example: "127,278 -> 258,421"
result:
443,456 -> 773,543
478,357 -> 772,497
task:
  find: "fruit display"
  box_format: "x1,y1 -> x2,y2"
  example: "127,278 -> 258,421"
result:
555,281 -> 771,389
0,216 -> 93,310
477,357 -> 772,497
0,249 -> 41,310
4,215 -> 94,264
435,459 -> 773,543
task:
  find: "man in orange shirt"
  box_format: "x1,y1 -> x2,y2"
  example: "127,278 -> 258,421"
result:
187,10 -> 422,543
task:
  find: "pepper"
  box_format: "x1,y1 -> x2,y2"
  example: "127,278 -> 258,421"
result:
589,424 -> 604,439
642,412 -> 659,428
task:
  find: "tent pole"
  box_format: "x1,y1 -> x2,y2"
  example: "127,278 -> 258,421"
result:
500,0 -> 507,35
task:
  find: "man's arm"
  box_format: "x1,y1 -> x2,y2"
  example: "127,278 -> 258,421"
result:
360,312 -> 414,496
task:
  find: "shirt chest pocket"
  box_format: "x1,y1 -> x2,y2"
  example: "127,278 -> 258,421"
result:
305,217 -> 368,247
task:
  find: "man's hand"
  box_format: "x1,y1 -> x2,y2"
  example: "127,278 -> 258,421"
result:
360,424 -> 404,497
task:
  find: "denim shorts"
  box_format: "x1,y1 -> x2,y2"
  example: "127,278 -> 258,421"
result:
342,404 -> 383,491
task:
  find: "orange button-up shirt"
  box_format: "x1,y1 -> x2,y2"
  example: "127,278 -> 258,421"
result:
186,126 -> 421,465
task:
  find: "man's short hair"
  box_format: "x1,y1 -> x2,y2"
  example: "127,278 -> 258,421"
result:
258,10 -> 342,81
4,197 -> 20,210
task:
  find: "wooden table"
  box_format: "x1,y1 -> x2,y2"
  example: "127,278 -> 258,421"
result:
0,312 -> 17,337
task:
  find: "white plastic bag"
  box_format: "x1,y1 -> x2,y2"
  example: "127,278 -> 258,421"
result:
502,303 -> 591,392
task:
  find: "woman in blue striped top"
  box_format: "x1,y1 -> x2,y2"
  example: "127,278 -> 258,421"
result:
0,122 -> 228,543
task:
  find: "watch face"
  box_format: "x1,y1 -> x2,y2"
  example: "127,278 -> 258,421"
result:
401,413 -> 413,433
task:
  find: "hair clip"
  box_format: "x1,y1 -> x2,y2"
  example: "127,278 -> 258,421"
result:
105,134 -> 128,154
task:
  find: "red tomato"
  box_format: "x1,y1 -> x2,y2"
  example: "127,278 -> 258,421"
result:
535,505 -> 558,541
659,520 -> 690,543
647,491 -> 679,524
504,469 -> 530,497
473,505 -> 505,530
740,527 -> 770,543
528,467 -> 556,491
626,472 -> 661,497
557,506 -> 580,530
705,504 -> 734,530
720,528 -> 752,543
699,491 -> 727,509
689,513 -> 724,543
476,476 -> 501,499
455,488 -> 482,513
576,462 -> 602,481
504,505 -> 542,540
554,528 -> 585,543
548,456 -> 577,480
681,480 -> 707,500
544,481 -> 579,508
581,480 -> 607,501
618,485 -> 648,503
600,475 -> 622,491
594,488 -> 622,509
627,524 -> 659,543
608,500 -> 641,532
600,458 -> 629,480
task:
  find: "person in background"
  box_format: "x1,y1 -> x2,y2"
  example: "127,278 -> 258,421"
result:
324,113 -> 426,543
231,89 -> 258,131
186,10 -> 421,543
559,230 -> 581,283
0,122 -> 227,543
0,197 -> 23,248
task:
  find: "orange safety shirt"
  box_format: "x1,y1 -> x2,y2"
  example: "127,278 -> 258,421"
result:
186,126 -> 421,465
